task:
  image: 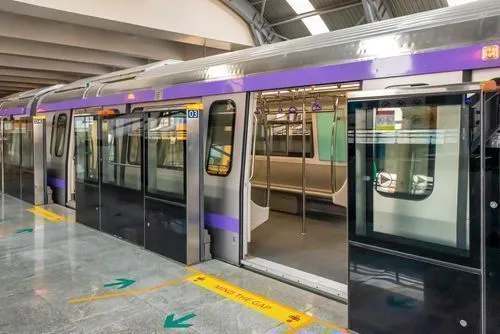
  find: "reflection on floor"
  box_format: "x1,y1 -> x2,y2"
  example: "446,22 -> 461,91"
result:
249,210 -> 347,284
0,195 -> 347,333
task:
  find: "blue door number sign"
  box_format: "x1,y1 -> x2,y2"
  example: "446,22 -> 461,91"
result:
188,110 -> 199,119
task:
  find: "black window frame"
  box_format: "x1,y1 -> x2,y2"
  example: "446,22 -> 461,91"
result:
54,114 -> 67,157
205,100 -> 237,177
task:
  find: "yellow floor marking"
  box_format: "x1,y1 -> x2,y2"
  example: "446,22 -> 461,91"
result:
185,266 -> 347,333
284,318 -> 315,333
68,274 -> 195,303
27,206 -> 74,223
187,273 -> 313,329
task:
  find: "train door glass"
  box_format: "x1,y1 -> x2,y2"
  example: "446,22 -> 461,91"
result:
3,119 -> 21,199
347,88 -> 482,334
144,110 -> 188,262
20,118 -> 35,204
74,115 -> 100,230
100,114 -> 144,246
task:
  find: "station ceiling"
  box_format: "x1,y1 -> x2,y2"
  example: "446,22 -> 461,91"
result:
247,0 -> 460,40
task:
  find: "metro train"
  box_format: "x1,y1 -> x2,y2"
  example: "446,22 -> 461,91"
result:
0,0 -> 499,294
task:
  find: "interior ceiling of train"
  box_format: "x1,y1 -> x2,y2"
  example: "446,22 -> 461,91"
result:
0,0 -> 480,98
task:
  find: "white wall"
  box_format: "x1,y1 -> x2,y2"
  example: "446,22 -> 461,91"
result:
9,0 -> 255,48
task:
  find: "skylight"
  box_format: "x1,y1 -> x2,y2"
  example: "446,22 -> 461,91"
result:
285,0 -> 314,14
285,0 -> 330,36
447,0 -> 478,6
302,15 -> 330,35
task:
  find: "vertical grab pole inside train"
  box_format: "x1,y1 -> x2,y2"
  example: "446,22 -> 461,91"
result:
331,99 -> 337,194
264,108 -> 271,208
301,89 -> 306,235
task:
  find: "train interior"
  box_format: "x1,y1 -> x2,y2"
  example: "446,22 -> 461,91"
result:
243,82 -> 360,295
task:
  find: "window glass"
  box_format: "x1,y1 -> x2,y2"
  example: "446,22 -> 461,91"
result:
350,95 -> 467,253
50,115 -> 56,156
317,112 -> 346,162
54,114 -> 67,157
127,133 -> 141,165
206,100 -> 236,176
102,116 -> 142,190
147,111 -> 185,202
21,119 -> 33,169
3,120 -> 21,165
75,115 -> 99,182
255,112 -> 313,158
373,106 -> 436,199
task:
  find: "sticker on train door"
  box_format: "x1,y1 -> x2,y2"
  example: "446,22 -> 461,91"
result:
375,109 -> 395,130
187,110 -> 199,119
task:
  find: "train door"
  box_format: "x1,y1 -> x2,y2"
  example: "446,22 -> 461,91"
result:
143,105 -> 203,264
67,110 -> 76,208
100,112 -> 144,246
242,83 -> 358,299
346,82 -> 499,333
3,118 -> 21,199
74,114 -> 100,230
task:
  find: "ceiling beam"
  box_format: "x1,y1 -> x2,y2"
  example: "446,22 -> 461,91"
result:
269,1 -> 362,27
0,54 -> 111,76
0,82 -> 43,90
0,75 -> 63,85
219,0 -> 286,45
0,68 -> 81,82
0,37 -> 149,69
0,10 -> 186,61
361,0 -> 393,22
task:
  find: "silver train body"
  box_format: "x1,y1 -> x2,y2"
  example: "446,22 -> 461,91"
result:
0,0 -> 500,267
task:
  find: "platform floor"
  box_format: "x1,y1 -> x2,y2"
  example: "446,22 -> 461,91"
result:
249,211 -> 347,284
0,195 -> 347,334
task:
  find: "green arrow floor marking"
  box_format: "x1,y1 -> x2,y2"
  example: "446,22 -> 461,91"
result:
15,228 -> 33,234
103,278 -> 135,289
163,313 -> 196,329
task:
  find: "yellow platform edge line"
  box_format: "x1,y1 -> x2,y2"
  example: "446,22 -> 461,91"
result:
28,206 -> 75,223
68,274 -> 195,303
185,266 -> 347,332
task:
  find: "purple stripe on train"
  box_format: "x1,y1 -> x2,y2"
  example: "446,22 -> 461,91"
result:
0,107 -> 27,116
204,212 -> 239,234
47,177 -> 66,189
35,42 -> 500,112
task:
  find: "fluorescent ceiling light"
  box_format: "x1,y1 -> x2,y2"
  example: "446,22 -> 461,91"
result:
302,15 -> 329,35
285,0 -> 314,14
447,0 -> 477,6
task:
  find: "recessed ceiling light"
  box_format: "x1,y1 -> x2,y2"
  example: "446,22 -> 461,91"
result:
447,0 -> 478,6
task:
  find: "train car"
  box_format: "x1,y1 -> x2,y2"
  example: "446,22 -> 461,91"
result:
1,0 -> 500,307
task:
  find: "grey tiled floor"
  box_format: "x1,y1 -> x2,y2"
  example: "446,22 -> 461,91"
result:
0,195 -> 347,333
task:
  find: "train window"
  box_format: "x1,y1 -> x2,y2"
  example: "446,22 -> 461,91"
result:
54,114 -> 67,157
127,133 -> 141,165
50,115 -> 56,156
373,106 -> 437,200
255,113 -> 314,158
75,115 -> 99,182
3,120 -> 21,166
206,100 -> 236,176
147,111 -> 186,202
21,119 -> 34,169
